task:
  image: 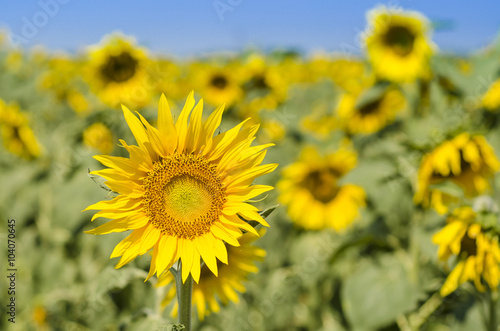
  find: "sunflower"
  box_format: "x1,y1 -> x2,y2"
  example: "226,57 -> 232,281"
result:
364,7 -> 434,83
301,102 -> 339,139
278,147 -> 365,231
85,34 -> 151,109
433,206 -> 500,296
414,133 -> 499,214
482,78 -> 500,111
189,61 -> 244,108
240,54 -> 288,117
39,56 -> 79,99
152,58 -> 186,102
84,92 -> 276,284
0,99 -> 41,159
83,123 -> 114,155
157,229 -> 266,320
329,58 -> 373,94
337,85 -> 406,134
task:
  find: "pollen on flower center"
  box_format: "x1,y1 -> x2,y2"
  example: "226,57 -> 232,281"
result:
143,153 -> 227,240
164,175 -> 213,222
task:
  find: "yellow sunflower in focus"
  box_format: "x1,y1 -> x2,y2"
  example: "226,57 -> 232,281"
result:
85,34 -> 151,109
278,147 -> 365,231
83,123 -> 114,155
482,78 -> 500,111
433,206 -> 500,296
337,85 -> 406,134
364,7 -> 434,83
414,133 -> 500,214
84,92 -> 277,284
189,62 -> 244,108
0,99 -> 41,159
157,229 -> 266,320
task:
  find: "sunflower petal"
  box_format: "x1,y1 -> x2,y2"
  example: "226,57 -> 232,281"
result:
158,94 -> 178,154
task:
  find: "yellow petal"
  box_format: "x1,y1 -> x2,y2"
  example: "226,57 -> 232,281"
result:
211,223 -> 240,247
194,234 -> 218,277
156,234 -> 179,275
175,91 -> 195,152
137,111 -> 169,158
181,239 -> 194,283
93,155 -> 140,176
121,105 -> 152,155
185,99 -> 204,153
191,249 -> 201,283
145,244 -> 159,281
138,224 -> 161,255
158,94 -> 178,154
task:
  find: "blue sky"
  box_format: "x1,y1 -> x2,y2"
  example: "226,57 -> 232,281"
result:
1,0 -> 500,56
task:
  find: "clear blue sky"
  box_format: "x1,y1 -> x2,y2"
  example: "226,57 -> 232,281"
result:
1,0 -> 500,56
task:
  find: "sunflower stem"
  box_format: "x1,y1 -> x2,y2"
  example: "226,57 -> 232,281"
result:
489,290 -> 498,331
178,271 -> 193,331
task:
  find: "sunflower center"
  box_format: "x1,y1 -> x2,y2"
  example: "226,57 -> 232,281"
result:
384,25 -> 415,57
143,153 -> 227,239
164,175 -> 213,222
302,168 -> 341,203
245,74 -> 270,92
11,125 -> 22,141
359,98 -> 383,116
460,232 -> 477,256
100,51 -> 138,83
210,74 -> 228,89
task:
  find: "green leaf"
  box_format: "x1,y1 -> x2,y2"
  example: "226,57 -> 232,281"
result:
428,180 -> 464,198
342,254 -> 421,331
258,204 -> 279,219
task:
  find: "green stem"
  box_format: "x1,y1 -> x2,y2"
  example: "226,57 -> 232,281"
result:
489,291 -> 498,331
409,209 -> 422,285
178,271 -> 193,331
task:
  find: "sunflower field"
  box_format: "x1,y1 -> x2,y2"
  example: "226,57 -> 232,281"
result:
3,6 -> 500,331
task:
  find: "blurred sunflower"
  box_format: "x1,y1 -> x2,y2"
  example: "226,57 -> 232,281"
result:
189,62 -> 244,108
31,305 -> 49,331
433,206 -> 500,296
329,58 -> 373,94
337,85 -> 406,134
39,56 -> 80,99
482,78 -> 500,111
84,93 -> 276,283
0,99 -> 41,159
414,133 -> 499,214
83,122 -> 114,154
85,34 -> 151,109
157,229 -> 266,320
278,147 -> 365,231
67,90 -> 90,114
152,58 -> 186,101
240,54 -> 288,117
364,7 -> 434,83
259,119 -> 286,144
301,102 -> 339,139
39,55 -> 91,114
